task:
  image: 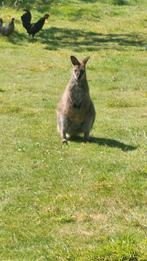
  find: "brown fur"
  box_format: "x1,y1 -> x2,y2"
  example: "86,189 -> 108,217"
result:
57,56 -> 96,143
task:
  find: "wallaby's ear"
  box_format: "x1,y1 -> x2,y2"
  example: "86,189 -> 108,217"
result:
70,56 -> 81,66
82,56 -> 90,65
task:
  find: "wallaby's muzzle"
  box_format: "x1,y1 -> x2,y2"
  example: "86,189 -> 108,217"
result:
79,69 -> 85,80
74,68 -> 85,81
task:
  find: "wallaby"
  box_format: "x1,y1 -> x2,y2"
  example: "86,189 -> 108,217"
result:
57,55 -> 96,143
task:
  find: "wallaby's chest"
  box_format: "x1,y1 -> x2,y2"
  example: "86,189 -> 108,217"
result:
70,85 -> 85,108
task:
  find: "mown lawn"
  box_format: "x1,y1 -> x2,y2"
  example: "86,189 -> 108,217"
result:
0,1 -> 147,260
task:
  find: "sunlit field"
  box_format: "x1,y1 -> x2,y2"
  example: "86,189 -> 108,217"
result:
0,1 -> 147,260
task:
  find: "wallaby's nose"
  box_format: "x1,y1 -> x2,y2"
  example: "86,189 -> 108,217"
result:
79,69 -> 85,79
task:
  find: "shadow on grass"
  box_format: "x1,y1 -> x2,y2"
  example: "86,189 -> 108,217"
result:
0,88 -> 5,92
70,136 -> 137,151
39,27 -> 146,51
8,26 -> 146,51
91,137 -> 137,151
7,31 -> 28,44
7,31 -> 40,44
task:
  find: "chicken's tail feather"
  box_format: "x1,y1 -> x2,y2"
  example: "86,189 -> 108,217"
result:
21,10 -> 31,31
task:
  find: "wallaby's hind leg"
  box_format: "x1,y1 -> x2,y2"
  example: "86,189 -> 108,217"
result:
83,104 -> 95,142
83,119 -> 93,142
57,114 -> 68,143
84,131 -> 91,142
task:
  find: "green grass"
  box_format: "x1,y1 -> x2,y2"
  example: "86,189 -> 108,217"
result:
0,1 -> 147,260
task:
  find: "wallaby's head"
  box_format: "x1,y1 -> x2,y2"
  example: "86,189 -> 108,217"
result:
70,56 -> 90,81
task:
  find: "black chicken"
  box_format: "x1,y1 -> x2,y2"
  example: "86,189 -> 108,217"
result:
21,10 -> 49,38
0,18 -> 15,36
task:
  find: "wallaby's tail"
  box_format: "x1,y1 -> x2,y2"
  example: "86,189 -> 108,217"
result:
21,9 -> 31,31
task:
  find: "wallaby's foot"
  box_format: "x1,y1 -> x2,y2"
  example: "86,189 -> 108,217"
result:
84,134 -> 91,143
84,138 -> 91,143
62,138 -> 68,144
60,129 -> 68,144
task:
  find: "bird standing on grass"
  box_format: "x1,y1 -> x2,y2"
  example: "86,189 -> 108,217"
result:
21,9 -> 49,38
0,18 -> 15,36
